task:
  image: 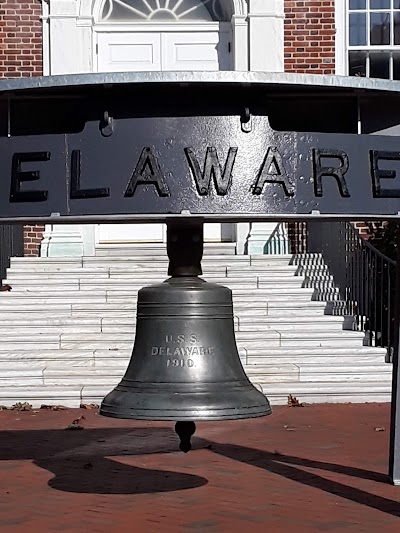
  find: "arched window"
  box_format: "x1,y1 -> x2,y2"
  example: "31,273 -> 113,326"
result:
99,0 -> 233,22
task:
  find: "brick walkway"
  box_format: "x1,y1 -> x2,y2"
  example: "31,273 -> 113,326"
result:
0,403 -> 399,532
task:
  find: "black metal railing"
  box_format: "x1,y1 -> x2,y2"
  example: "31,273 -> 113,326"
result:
299,221 -> 396,358
0,225 -> 24,285
287,222 -> 308,254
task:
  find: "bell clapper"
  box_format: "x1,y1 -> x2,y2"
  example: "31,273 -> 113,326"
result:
175,421 -> 197,453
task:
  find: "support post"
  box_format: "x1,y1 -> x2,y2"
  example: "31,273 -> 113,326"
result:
389,223 -> 400,485
166,221 -> 203,277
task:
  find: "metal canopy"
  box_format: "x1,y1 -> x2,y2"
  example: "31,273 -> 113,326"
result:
1,72 -> 400,223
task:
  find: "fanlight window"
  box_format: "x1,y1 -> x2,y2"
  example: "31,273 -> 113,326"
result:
99,0 -> 233,22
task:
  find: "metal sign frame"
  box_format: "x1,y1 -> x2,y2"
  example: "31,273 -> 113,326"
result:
1,71 -> 400,484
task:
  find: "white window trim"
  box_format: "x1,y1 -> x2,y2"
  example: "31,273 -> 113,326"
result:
335,0 -> 347,75
94,21 -> 227,31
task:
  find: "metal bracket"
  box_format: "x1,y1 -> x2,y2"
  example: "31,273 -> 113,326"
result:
100,111 -> 114,137
241,107 -> 252,133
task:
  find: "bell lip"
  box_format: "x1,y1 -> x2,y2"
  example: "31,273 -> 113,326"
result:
99,405 -> 272,421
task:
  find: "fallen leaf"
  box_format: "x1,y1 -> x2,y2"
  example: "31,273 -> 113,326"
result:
72,416 -> 85,425
375,427 -> 386,432
40,404 -> 68,411
11,402 -> 32,411
65,424 -> 84,431
80,403 -> 99,410
287,394 -> 304,407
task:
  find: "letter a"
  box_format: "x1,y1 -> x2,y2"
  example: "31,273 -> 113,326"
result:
124,147 -> 170,197
252,147 -> 294,197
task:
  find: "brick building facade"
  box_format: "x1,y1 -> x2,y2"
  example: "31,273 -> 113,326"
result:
284,0 -> 336,74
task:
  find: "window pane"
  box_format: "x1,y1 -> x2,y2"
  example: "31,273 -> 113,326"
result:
370,12 -> 391,45
395,0 -> 400,9
349,0 -> 366,9
393,53 -> 400,80
395,11 -> 400,43
349,51 -> 367,77
370,51 -> 390,79
350,13 -> 367,45
370,0 -> 390,9
99,0 -> 232,22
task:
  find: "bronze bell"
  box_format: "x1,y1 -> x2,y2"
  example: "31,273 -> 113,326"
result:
100,222 -> 271,451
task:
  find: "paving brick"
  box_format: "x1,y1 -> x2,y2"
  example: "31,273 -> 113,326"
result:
0,404 -> 399,532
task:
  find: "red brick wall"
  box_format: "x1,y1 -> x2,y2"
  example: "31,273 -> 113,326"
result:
23,224 -> 45,256
0,1 -> 44,256
284,0 -> 336,74
0,0 -> 42,78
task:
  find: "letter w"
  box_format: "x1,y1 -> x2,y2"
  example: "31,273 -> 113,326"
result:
185,147 -> 238,196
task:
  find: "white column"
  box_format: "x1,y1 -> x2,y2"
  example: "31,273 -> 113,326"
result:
246,222 -> 290,255
41,1 -> 96,257
41,224 -> 85,257
248,0 -> 284,72
236,223 -> 250,255
335,0 -> 347,76
232,15 -> 249,70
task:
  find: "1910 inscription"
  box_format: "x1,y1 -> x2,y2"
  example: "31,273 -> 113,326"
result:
151,333 -> 214,368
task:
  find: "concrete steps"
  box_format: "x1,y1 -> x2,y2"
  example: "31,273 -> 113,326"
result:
0,245 -> 392,407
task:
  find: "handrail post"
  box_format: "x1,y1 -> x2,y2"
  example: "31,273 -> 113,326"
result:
389,223 -> 400,485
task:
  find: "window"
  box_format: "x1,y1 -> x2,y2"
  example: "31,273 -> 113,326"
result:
99,0 -> 233,23
348,0 -> 400,79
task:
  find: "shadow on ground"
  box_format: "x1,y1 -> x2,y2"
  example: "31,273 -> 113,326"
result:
1,426 -> 399,517
201,440 -> 400,518
0,427 -> 208,495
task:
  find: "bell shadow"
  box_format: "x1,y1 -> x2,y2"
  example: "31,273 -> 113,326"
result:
202,440 -> 400,518
0,427 -> 207,495
35,455 -> 207,495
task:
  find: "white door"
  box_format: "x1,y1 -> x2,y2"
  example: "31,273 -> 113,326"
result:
96,28 -> 231,243
98,33 -> 162,72
163,32 -> 230,71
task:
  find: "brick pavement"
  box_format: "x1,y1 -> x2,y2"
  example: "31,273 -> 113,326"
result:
0,403 -> 399,532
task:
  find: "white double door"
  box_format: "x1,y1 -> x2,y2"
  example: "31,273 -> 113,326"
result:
96,27 -> 231,243
97,30 -> 231,72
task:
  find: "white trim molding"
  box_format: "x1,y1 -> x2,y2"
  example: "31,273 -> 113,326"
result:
335,0 -> 347,76
248,0 -> 284,72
